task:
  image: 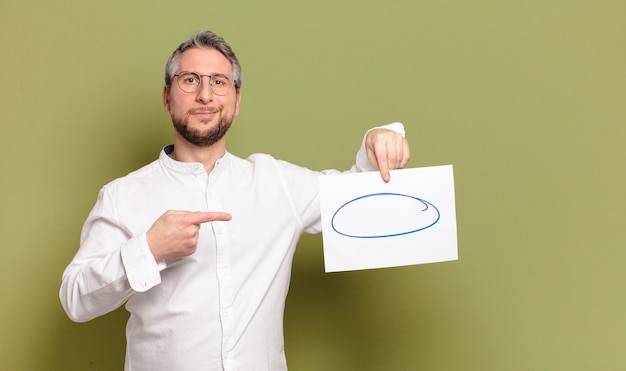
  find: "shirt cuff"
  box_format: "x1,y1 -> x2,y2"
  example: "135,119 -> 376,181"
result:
120,232 -> 163,292
355,122 -> 406,172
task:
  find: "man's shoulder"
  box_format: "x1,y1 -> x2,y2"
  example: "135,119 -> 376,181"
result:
230,152 -> 319,180
100,159 -> 161,190
233,152 -> 307,171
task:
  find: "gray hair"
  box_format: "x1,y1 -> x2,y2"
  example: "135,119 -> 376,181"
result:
164,30 -> 242,91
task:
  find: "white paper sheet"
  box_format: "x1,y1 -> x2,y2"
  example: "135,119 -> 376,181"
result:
318,165 -> 458,272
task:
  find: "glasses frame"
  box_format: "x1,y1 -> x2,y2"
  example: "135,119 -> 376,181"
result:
172,71 -> 235,96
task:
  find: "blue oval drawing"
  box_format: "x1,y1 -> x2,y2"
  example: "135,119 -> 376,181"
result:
331,192 -> 440,238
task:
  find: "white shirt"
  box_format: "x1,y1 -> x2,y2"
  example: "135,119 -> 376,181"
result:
60,123 -> 404,371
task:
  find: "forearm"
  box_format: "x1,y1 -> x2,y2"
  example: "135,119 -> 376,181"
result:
60,248 -> 133,322
60,232 -> 165,322
60,187 -> 165,322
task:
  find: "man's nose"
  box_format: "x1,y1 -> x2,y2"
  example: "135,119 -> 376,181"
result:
196,76 -> 214,103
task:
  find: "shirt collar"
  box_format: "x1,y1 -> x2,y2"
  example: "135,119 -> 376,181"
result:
159,144 -> 229,174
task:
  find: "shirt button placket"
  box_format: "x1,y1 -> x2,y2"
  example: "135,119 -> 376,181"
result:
206,174 -> 236,370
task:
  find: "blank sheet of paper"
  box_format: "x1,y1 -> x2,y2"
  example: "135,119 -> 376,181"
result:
318,165 -> 458,272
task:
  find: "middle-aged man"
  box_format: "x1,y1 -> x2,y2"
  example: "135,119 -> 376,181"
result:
60,30 -> 410,370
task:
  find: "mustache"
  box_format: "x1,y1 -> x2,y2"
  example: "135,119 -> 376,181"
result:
187,106 -> 223,115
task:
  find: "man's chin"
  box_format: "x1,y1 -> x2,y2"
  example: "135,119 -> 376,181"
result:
175,125 -> 230,147
172,113 -> 233,146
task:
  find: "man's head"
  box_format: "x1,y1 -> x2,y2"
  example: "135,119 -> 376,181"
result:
163,30 -> 242,148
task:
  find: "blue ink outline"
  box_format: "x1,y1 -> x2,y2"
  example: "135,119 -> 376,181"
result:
330,192 -> 440,238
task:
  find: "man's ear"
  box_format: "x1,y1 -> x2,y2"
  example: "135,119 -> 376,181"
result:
234,90 -> 241,116
162,85 -> 170,112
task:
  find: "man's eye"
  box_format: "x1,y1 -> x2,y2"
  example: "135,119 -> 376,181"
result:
213,77 -> 230,87
179,73 -> 200,85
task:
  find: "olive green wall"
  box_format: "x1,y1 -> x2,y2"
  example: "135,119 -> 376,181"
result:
1,0 -> 624,370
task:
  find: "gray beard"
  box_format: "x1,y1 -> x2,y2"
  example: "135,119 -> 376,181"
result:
171,111 -> 233,147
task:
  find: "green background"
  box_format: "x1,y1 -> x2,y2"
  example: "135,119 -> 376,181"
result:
1,0 -> 624,370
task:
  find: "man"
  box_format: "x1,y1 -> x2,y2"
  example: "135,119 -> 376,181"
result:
60,30 -> 410,370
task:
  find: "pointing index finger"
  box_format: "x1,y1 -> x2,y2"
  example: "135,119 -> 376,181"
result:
185,211 -> 232,225
376,142 -> 391,182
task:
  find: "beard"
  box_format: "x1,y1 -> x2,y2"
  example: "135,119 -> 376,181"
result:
171,106 -> 234,147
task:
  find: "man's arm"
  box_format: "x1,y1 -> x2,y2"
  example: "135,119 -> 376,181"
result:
59,189 -> 140,322
59,188 -> 230,322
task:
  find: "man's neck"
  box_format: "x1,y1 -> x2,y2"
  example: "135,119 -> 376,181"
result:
169,138 -> 226,174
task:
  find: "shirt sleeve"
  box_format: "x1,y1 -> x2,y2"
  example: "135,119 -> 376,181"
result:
59,186 -> 163,322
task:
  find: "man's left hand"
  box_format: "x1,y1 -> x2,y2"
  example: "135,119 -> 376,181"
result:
365,128 -> 411,182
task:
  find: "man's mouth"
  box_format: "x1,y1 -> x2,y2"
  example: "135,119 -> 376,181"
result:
189,107 -> 221,115
188,107 -> 220,121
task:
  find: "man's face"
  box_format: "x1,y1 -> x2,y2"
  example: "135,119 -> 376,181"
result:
162,48 -> 241,147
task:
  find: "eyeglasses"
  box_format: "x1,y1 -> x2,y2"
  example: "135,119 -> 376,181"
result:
172,71 -> 235,95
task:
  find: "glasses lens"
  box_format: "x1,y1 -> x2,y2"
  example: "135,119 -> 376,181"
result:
177,72 -> 201,93
210,75 -> 233,96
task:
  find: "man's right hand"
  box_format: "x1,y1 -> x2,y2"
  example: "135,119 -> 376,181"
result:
146,210 -> 232,261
